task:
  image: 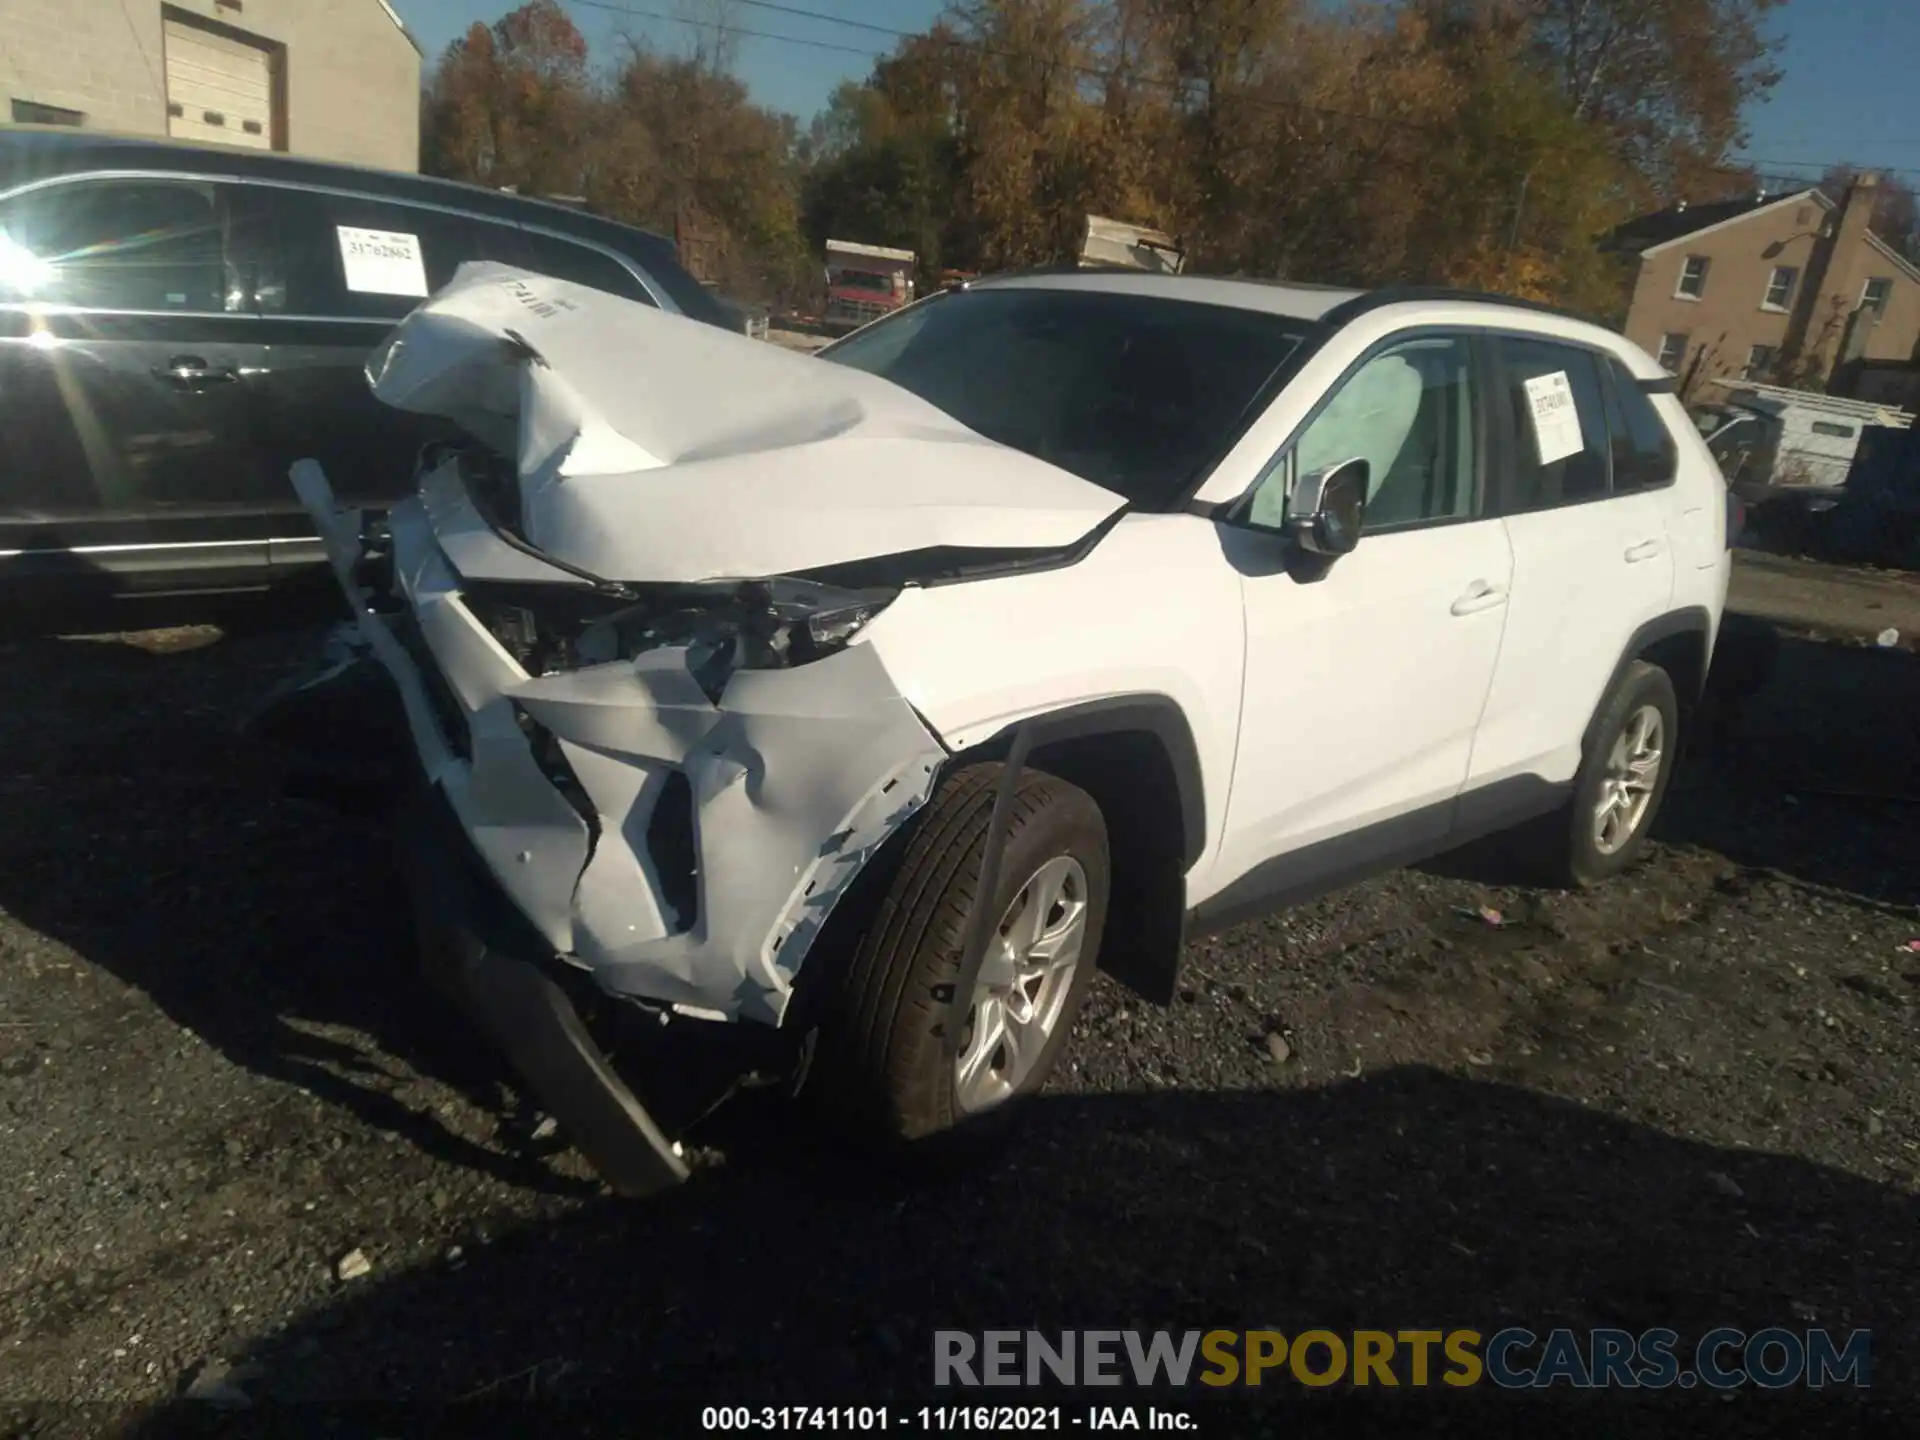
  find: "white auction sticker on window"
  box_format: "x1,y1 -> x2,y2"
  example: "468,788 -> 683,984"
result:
335,226 -> 428,297
1523,370 -> 1584,466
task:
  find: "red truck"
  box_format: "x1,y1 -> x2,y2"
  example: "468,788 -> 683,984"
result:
823,240 -> 916,333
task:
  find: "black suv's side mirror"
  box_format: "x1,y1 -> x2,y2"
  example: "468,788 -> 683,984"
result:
1288,456 -> 1368,556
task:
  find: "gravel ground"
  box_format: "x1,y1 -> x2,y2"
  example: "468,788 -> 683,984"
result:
0,614 -> 1915,1437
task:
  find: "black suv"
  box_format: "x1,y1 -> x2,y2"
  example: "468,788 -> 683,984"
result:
0,129 -> 732,606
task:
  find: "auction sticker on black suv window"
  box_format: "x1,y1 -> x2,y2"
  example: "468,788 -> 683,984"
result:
336,226 -> 428,297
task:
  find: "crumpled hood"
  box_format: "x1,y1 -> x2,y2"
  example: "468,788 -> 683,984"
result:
366,262 -> 1128,583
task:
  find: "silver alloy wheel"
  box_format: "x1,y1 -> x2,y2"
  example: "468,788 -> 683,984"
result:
953,854 -> 1090,1115
1591,703 -> 1665,856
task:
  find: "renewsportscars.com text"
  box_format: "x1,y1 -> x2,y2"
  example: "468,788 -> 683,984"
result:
933,1328 -> 1871,1390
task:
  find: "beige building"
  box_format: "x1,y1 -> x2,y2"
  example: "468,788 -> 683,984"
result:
1611,174 -> 1920,400
0,0 -> 421,171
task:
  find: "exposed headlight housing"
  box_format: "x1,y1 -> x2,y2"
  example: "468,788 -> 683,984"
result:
465,577 -> 897,701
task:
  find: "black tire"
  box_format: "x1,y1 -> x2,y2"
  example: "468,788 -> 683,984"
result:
1536,660 -> 1680,888
802,762 -> 1109,1148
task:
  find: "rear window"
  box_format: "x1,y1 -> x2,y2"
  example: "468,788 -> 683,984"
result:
235,187 -> 526,320
821,286 -> 1306,510
592,225 -> 734,328
1601,359 -> 1678,491
514,228 -> 654,304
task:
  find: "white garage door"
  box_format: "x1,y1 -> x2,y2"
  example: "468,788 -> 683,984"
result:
164,19 -> 273,150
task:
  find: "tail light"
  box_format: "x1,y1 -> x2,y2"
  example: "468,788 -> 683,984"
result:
1725,489 -> 1745,549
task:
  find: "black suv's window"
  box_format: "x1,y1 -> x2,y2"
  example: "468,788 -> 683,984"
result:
0,178 -> 229,312
1494,338 -> 1612,512
1601,359 -> 1679,491
823,287 -> 1306,509
514,228 -> 653,303
237,186 -> 526,320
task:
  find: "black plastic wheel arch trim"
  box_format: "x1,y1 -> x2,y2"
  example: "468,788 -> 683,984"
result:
956,695 -> 1207,871
1582,608 -> 1715,763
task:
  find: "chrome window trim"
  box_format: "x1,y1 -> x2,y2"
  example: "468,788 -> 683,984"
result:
0,537 -> 312,557
0,167 -> 678,315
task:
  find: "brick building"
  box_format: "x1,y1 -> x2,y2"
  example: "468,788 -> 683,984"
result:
0,0 -> 421,172
1610,173 -> 1920,400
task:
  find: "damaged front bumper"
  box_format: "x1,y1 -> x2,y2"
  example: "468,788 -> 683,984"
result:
289,456 -> 949,1190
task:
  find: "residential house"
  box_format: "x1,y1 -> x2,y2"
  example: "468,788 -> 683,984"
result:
1610,173 -> 1920,400
0,0 -> 422,172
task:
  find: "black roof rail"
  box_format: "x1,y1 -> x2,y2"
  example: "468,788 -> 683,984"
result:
1318,285 -> 1601,329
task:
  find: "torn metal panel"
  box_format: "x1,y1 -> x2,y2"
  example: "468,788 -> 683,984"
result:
292,456 -> 945,1025
513,643 -> 945,1026
363,262 -> 1127,585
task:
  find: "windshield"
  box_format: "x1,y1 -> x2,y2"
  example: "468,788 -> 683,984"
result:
832,268 -> 898,294
822,286 -> 1307,509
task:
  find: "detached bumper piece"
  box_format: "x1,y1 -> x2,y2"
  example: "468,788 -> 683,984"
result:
396,780 -> 690,1198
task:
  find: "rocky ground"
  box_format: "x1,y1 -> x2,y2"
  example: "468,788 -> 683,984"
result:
0,589 -> 1915,1438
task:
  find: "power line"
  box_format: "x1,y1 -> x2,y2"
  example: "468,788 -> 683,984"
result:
729,0 -> 917,40
1741,155 -> 1920,180
570,0 -> 887,59
565,0 -> 1920,183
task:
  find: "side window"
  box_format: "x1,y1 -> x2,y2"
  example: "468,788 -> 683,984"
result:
1495,338 -> 1611,512
0,178 -> 231,312
237,186 -> 527,320
514,229 -> 655,304
1246,335 -> 1477,532
1601,360 -> 1678,491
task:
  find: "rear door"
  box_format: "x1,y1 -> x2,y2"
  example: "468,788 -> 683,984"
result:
0,174 -> 275,590
232,184 -> 533,567
1462,336 -> 1675,810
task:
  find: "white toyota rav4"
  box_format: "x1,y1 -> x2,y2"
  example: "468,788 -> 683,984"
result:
291,263 -> 1731,1195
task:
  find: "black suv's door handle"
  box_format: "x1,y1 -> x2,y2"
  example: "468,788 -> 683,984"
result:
153,356 -> 238,386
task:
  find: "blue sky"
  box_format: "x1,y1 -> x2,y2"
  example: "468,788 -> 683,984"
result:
393,0 -> 1920,184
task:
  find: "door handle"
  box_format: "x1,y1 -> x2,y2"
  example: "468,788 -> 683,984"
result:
1450,580 -> 1508,616
153,355 -> 238,385
1624,538 -> 1665,563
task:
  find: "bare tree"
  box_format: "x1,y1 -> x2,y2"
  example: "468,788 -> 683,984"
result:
677,0 -> 742,75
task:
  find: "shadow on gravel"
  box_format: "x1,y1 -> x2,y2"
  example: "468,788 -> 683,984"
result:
1425,628 -> 1920,912
101,1070 -> 1917,1437
1658,632 -> 1920,912
0,631 -> 584,1196
5,619 -> 1919,1439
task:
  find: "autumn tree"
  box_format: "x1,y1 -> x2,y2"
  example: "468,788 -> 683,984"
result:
799,30 -> 969,272
590,46 -> 811,301
419,0 -> 1805,318
421,0 -> 594,196
1511,0 -> 1786,190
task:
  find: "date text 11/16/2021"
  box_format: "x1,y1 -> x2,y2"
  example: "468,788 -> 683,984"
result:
701,1406 -> 1196,1431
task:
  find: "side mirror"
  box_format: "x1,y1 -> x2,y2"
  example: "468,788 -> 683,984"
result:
1287,456 -> 1369,556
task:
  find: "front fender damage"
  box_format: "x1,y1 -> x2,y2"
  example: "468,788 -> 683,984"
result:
287,457 -> 957,1194
511,641 -> 948,1027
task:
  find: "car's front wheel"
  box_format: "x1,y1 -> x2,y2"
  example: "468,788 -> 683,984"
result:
804,763 -> 1109,1148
